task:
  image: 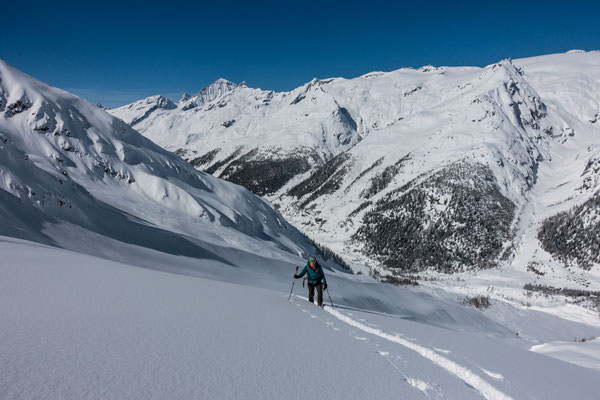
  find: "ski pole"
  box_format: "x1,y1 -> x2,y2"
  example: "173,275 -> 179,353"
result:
288,266 -> 299,301
326,287 -> 335,307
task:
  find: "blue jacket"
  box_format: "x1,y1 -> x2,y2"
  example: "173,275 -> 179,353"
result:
296,260 -> 327,285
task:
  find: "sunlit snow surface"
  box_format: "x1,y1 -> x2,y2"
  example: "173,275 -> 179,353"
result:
1,237 -> 599,400
531,338 -> 600,372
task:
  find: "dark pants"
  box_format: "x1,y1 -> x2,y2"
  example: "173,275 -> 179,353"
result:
308,282 -> 323,306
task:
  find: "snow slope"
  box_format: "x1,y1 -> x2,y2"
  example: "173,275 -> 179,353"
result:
531,338 -> 600,372
2,236 -> 599,400
0,58 -> 313,273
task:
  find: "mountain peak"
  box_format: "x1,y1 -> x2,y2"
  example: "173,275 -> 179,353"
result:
470,58 -> 523,87
209,77 -> 235,86
140,95 -> 177,110
179,92 -> 192,103
179,78 -> 242,110
108,94 -> 176,124
200,78 -> 240,95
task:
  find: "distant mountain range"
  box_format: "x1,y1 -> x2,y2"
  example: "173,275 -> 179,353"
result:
109,51 -> 600,291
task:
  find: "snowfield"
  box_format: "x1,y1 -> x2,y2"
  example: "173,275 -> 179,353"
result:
2,236 -> 600,400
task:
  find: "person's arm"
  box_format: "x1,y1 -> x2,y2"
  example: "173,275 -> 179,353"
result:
295,265 -> 308,279
319,265 -> 327,284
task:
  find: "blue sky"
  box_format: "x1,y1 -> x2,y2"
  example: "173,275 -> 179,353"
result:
3,0 -> 599,107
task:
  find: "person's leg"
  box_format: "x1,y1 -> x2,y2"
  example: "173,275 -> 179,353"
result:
308,282 -> 315,303
317,283 -> 323,307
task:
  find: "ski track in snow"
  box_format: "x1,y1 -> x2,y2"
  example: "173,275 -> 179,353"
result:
292,297 -> 440,398
478,367 -> 506,381
323,306 -> 514,400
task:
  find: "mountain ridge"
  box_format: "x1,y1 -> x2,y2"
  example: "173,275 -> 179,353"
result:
108,51 -> 600,312
0,58 -> 338,275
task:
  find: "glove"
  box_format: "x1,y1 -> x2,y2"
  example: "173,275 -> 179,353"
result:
323,282 -> 328,290
293,274 -> 298,279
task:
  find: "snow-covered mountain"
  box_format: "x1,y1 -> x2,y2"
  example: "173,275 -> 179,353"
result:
0,59 -> 320,274
3,59 -> 600,399
110,52 -> 600,288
